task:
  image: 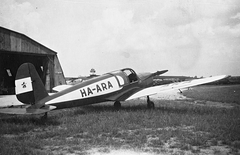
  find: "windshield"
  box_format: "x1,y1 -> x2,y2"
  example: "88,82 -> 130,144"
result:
122,69 -> 138,83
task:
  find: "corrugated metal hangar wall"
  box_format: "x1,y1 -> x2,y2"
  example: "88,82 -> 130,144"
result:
0,26 -> 66,94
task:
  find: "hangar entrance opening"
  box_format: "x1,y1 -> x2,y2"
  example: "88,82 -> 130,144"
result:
0,52 -> 52,94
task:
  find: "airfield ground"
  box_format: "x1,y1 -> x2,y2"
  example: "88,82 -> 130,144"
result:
0,85 -> 240,155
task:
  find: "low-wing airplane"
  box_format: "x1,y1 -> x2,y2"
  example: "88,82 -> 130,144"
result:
0,63 -> 227,118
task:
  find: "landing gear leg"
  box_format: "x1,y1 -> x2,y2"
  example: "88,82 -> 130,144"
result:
114,101 -> 121,110
41,112 -> 48,120
147,96 -> 155,109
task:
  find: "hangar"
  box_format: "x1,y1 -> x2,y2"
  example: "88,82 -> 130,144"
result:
0,26 -> 66,95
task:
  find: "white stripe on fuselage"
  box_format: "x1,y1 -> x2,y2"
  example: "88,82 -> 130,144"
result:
46,76 -> 122,104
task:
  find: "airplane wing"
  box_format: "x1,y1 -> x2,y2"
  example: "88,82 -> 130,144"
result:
126,75 -> 228,101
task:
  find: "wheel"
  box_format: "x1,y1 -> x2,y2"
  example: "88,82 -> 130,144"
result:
147,101 -> 155,109
114,101 -> 121,110
41,112 -> 48,121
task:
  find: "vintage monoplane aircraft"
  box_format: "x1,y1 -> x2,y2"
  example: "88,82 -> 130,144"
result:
0,63 -> 227,117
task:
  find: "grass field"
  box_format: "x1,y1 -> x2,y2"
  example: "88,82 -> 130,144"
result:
0,85 -> 240,154
183,84 -> 240,105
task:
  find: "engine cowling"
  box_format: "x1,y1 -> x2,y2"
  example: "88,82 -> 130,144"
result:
137,70 -> 168,88
137,72 -> 154,88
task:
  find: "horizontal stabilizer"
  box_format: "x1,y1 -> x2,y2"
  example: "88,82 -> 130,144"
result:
0,105 -> 56,115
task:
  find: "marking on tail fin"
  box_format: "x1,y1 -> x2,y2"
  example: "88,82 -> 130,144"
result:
15,77 -> 33,94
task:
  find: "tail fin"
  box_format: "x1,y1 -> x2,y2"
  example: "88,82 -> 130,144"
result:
15,63 -> 49,105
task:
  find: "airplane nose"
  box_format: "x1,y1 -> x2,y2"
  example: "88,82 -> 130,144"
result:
138,70 -> 168,88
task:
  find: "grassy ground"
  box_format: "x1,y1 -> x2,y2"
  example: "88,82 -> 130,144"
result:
183,84 -> 240,104
0,85 -> 240,154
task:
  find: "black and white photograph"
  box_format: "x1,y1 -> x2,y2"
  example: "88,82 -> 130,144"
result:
0,0 -> 240,154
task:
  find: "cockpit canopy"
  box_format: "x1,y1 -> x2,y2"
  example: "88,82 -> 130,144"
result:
121,68 -> 138,83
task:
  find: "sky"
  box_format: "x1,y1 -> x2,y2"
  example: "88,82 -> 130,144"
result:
1,0 -> 240,77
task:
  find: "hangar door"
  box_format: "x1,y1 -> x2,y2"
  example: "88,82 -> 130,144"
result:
0,52 -> 65,94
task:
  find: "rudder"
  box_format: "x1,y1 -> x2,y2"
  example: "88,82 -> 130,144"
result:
15,63 -> 49,105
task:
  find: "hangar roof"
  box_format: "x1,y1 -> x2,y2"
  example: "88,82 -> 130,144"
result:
0,26 -> 57,55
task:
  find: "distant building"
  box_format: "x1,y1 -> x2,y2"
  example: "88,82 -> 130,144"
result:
153,76 -> 195,86
0,26 -> 66,94
66,69 -> 99,85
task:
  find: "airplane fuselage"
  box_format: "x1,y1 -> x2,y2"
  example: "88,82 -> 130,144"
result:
41,68 -> 146,109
